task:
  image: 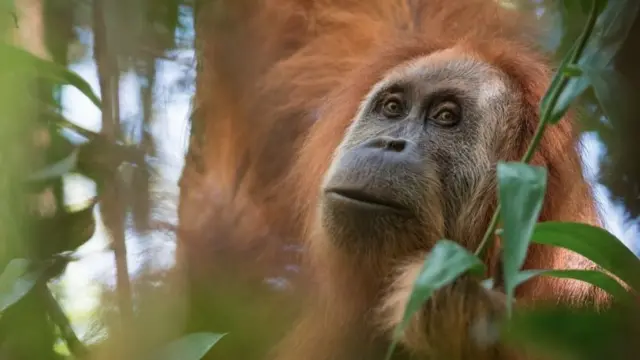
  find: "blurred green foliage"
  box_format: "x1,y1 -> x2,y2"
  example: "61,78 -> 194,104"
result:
0,0 -> 220,358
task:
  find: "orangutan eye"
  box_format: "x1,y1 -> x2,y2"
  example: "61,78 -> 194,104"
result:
380,94 -> 406,119
433,109 -> 456,125
429,101 -> 461,127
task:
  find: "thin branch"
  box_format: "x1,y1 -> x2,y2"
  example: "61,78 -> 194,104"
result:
92,0 -> 134,338
474,0 -> 601,259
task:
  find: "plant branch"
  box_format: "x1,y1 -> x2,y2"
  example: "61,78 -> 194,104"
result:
474,0 -> 601,259
93,0 -> 134,338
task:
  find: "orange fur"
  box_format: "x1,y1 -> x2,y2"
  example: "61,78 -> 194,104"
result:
178,0 -> 609,359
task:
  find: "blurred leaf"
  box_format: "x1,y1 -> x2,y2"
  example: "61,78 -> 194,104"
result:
580,0 -> 640,68
0,259 -> 37,313
148,332 -> 226,360
531,222 -> 640,293
514,269 -> 634,304
542,0 -> 638,124
542,63 -> 585,126
38,254 -> 74,283
497,162 -> 547,315
0,3 -> 16,38
503,303 -> 640,360
540,0 -> 607,124
0,0 -> 15,28
40,103 -> 97,140
582,66 -> 633,130
24,122 -> 84,195
27,149 -> 78,183
0,42 -> 101,108
541,43 -> 591,124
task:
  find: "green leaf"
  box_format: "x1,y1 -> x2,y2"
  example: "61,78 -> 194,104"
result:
562,65 -> 583,77
399,240 -> 485,330
0,0 -> 16,30
531,222 -> 640,293
0,42 -> 101,108
148,332 -> 225,360
497,162 -> 548,315
541,0 -> 638,125
581,0 -> 639,69
582,66 -> 634,129
503,304 -> 640,360
0,259 -> 38,313
546,69 -> 591,125
385,240 -> 485,359
540,6 -> 594,125
513,269 -> 634,304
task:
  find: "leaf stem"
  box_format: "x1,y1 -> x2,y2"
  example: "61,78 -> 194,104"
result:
473,0 -> 601,259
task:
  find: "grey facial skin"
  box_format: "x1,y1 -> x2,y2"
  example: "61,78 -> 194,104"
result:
319,49 -> 522,254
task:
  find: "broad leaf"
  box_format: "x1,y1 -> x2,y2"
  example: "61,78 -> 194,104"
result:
0,42 -> 101,108
540,0 -> 604,125
540,38 -> 586,125
581,0 -> 640,68
514,269 -> 634,304
497,162 -> 547,315
399,240 -> 485,330
531,222 -> 640,293
547,69 -> 591,125
385,239 -> 485,359
583,66 -> 634,128
148,332 -> 225,360
0,0 -> 15,30
542,0 -> 638,125
0,259 -> 38,313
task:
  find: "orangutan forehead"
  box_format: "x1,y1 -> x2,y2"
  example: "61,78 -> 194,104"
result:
365,48 -> 510,108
